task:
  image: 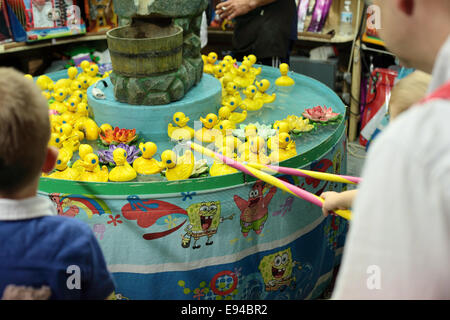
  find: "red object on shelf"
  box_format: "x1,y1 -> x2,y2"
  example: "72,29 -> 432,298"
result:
359,68 -> 398,146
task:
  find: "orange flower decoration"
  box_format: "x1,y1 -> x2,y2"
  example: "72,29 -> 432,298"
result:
100,127 -> 137,145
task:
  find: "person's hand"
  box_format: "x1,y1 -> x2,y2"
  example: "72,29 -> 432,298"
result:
320,191 -> 345,217
215,0 -> 254,20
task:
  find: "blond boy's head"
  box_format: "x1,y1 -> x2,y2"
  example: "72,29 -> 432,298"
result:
389,70 -> 432,120
0,68 -> 51,195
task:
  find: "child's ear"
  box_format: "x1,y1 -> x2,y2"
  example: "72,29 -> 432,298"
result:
397,0 -> 415,16
42,147 -> 59,174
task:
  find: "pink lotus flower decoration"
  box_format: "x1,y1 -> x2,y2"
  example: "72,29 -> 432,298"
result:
302,106 -> 340,123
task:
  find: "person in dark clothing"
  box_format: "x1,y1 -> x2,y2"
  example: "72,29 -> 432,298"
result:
216,0 -> 297,67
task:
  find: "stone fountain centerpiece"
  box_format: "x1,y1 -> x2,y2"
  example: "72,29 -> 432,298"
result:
108,0 -> 208,105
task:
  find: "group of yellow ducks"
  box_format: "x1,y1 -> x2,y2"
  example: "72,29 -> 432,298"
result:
162,54 -> 307,177
31,54 -> 309,182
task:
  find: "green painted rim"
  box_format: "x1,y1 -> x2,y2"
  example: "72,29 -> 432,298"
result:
38,120 -> 346,195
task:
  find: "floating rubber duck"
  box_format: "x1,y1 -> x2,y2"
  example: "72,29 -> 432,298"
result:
86,64 -> 101,85
50,88 -> 68,114
275,63 -> 295,87
74,114 -> 100,141
222,82 -> 242,106
108,148 -> 137,182
133,142 -> 163,175
242,54 -> 262,77
168,112 -> 194,141
78,153 -> 109,182
70,80 -> 83,93
269,132 -> 297,163
268,120 -> 291,150
220,73 -> 235,90
210,147 -> 238,177
233,64 -> 255,88
195,113 -> 221,143
67,66 -> 78,80
239,136 -> 270,165
79,60 -> 91,73
48,132 -> 64,149
218,104 -> 246,126
161,149 -> 195,181
241,85 -> 264,111
237,124 -> 259,154
62,96 -> 80,122
36,75 -> 53,91
255,79 -> 276,104
213,65 -> 224,80
72,144 -> 94,170
48,148 -> 81,181
215,120 -> 241,151
77,75 -> 91,90
58,123 -> 80,152
202,52 -> 218,74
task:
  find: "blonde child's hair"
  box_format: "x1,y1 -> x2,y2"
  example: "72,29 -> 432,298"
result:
389,70 -> 432,120
0,68 -> 50,193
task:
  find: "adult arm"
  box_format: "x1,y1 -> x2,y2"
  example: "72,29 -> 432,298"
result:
216,0 -> 277,20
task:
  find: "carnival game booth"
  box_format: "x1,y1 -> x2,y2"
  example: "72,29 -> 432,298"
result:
37,0 -> 349,300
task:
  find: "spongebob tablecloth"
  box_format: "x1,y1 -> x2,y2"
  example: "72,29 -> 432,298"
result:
40,132 -> 348,300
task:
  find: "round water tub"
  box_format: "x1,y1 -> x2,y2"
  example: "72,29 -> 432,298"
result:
38,66 -> 349,300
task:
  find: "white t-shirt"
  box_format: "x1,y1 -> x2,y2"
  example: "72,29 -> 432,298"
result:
332,36 -> 450,299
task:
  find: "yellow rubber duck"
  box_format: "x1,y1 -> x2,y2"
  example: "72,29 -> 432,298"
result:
133,142 -> 163,175
79,60 -> 91,73
269,132 -> 297,163
161,149 -> 195,181
58,123 -> 80,152
86,64 -> 101,85
50,88 -> 68,114
268,120 -> 291,150
36,75 -> 53,91
233,64 -> 255,88
48,148 -> 82,181
214,120 -> 241,152
48,132 -> 64,149
237,124 -> 259,154
72,144 -> 94,170
77,75 -> 91,90
78,153 -> 109,182
49,114 -> 63,133
195,113 -> 221,143
202,52 -> 218,74
70,80 -> 83,93
241,85 -> 264,111
210,147 -> 238,177
222,82 -> 242,106
239,136 -> 270,165
275,63 -> 295,87
255,79 -> 276,104
73,113 -> 100,141
217,105 -> 246,127
168,112 -> 195,141
221,73 -> 235,90
108,148 -> 137,182
242,54 -> 262,77
213,65 -> 225,80
67,66 -> 78,80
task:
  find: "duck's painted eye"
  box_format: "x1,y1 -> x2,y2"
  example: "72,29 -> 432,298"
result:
71,102 -> 74,106
91,68 -> 94,71
86,106 -> 89,110
78,85 -> 81,88
285,137 -> 290,142
209,119 -> 212,123
91,159 -> 96,164
175,118 -> 179,122
230,101 -> 234,106
143,147 -> 146,152
251,89 -> 255,93
124,152 -> 126,157
60,129 -> 63,133
62,121 -> 66,124
84,80 -> 87,83
233,86 -> 236,90
166,160 -> 172,164
220,125 -> 223,129
59,92 -> 63,96
79,94 -> 83,98
55,138 -> 60,143
57,160 -> 61,164
260,83 -> 263,87
242,68 -> 246,72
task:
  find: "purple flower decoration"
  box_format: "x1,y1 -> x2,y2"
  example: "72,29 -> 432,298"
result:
98,143 -> 141,166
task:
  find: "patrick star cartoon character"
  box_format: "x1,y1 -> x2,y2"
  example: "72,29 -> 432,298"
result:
233,181 -> 277,237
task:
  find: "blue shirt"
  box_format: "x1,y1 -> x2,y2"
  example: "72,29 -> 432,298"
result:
0,196 -> 115,300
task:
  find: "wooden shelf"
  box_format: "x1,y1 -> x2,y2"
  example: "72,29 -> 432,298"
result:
0,31 -> 108,55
